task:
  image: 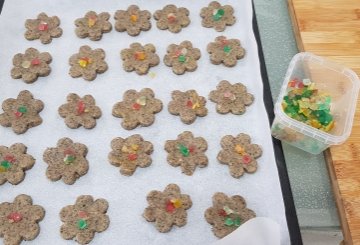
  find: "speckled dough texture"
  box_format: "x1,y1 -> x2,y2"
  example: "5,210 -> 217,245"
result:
164,41 -> 201,75
168,90 -> 208,124
43,138 -> 89,185
75,11 -> 112,41
154,5 -> 190,33
207,36 -> 245,67
24,12 -> 62,44
0,90 -> 44,134
60,195 -> 110,244
112,88 -> 163,130
108,134 -> 153,176
217,133 -> 262,178
200,1 -> 236,32
209,80 -> 254,115
204,192 -> 256,238
11,48 -> 52,83
114,5 -> 151,36
143,184 -> 192,232
0,194 -> 45,245
120,43 -> 160,75
58,93 -> 102,129
165,131 -> 208,175
0,143 -> 35,185
69,45 -> 108,81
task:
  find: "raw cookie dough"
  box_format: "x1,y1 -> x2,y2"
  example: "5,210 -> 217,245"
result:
11,48 -> 52,83
143,184 -> 192,232
25,12 -> 63,44
43,138 -> 89,185
108,134 -> 153,176
114,5 -> 151,36
165,131 -> 208,175
60,195 -> 110,244
217,133 -> 262,178
58,93 -> 102,129
0,90 -> 44,134
200,1 -> 236,32
112,88 -> 163,130
154,5 -> 190,33
164,41 -> 201,75
75,11 -> 112,41
0,143 -> 35,185
207,36 -> 245,67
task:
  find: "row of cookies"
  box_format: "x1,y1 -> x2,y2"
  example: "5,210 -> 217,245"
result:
0,81 -> 253,133
12,37 -> 245,83
25,2 -> 236,44
0,132 -> 262,186
0,189 -> 255,244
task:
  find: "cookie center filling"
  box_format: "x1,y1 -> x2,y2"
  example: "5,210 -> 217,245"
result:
242,154 -> 252,164
134,51 -> 146,61
130,14 -> 138,22
76,101 -> 87,115
223,45 -> 232,54
7,212 -> 22,223
21,60 -> 31,69
122,144 -> 139,161
63,148 -> 76,165
178,144 -> 195,157
77,219 -> 88,230
31,58 -> 41,66
0,160 -> 12,172
78,57 -> 92,68
87,16 -> 97,27
14,106 -> 27,118
132,96 -> 147,110
223,91 -> 236,101
78,211 -> 88,218
218,206 -> 241,227
38,21 -> 48,31
186,100 -> 200,110
165,198 -> 182,213
213,9 -> 225,21
167,13 -> 177,23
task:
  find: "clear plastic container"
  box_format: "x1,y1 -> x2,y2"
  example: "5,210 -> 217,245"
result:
271,52 -> 360,154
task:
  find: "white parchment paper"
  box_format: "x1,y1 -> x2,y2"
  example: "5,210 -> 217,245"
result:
0,0 -> 290,244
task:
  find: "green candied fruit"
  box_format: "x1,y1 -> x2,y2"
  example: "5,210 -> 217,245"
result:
283,95 -> 292,104
224,217 -> 234,226
77,219 -> 88,230
302,89 -> 313,98
319,113 -> 333,126
178,144 -> 190,157
234,217 -> 241,227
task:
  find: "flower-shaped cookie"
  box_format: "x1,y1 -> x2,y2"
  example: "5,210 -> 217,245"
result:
43,138 -> 89,185
217,133 -> 262,178
154,5 -> 190,33
75,11 -> 112,41
108,134 -> 153,176
200,1 -> 236,32
11,48 -> 52,83
112,88 -> 163,130
204,192 -> 256,238
58,93 -> 102,129
164,41 -> 201,75
168,90 -> 208,124
25,12 -> 63,44
209,80 -> 254,115
120,43 -> 160,75
60,195 -> 110,244
0,143 -> 35,185
0,90 -> 44,134
69,45 -> 108,81
207,36 -> 245,67
143,184 -> 192,232
114,5 -> 151,36
0,194 -> 45,245
165,131 -> 208,175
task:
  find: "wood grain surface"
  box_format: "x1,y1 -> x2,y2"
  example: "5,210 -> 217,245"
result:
287,0 -> 360,244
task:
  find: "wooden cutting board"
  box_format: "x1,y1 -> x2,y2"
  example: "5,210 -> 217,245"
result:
287,0 -> 360,244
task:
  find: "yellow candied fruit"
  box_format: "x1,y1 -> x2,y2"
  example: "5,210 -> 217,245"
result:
134,51 -> 146,61
130,14 -> 138,22
131,144 -> 139,151
171,199 -> 182,208
88,17 -> 96,27
299,108 -> 311,117
0,166 -> 6,173
192,102 -> 200,109
323,121 -> 334,132
234,145 -> 245,155
78,58 -> 91,68
310,119 -> 322,129
121,145 -> 129,153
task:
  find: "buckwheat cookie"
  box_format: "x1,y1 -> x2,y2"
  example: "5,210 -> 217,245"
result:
11,48 -> 52,83
168,90 -> 208,124
205,192 -> 256,238
112,88 -> 163,130
0,194 -> 45,245
69,45 -> 108,81
154,5 -> 190,33
164,41 -> 201,75
25,12 -> 63,44
120,43 -> 160,75
165,131 -> 208,175
75,11 -> 112,41
217,133 -> 262,178
60,195 -> 110,244
143,184 -> 192,232
200,1 -> 236,32
108,134 -> 153,176
58,93 -> 102,129
0,143 -> 35,185
207,36 -> 245,67
43,138 -> 89,185
114,5 -> 151,36
0,90 -> 44,134
209,80 -> 254,115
